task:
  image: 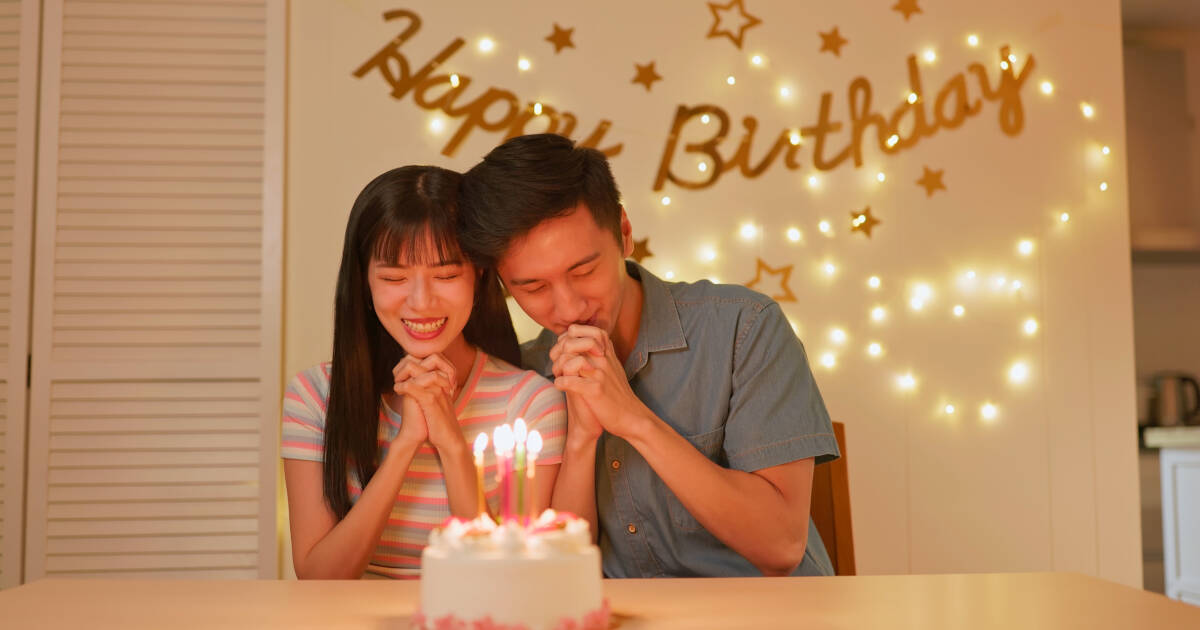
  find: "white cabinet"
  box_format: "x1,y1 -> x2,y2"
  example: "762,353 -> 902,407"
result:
1147,427 -> 1200,604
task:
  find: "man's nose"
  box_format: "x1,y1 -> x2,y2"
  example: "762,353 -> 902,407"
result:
552,283 -> 587,323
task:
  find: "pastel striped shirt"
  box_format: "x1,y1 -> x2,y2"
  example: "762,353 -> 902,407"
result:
281,350 -> 566,579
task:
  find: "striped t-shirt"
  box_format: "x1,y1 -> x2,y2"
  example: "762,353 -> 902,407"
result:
281,349 -> 566,578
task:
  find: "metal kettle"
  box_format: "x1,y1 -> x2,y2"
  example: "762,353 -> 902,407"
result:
1149,372 -> 1200,426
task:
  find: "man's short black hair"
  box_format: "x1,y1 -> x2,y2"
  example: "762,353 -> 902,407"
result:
458,133 -> 623,268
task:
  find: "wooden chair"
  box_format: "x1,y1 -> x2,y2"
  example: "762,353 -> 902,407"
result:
810,421 -> 855,575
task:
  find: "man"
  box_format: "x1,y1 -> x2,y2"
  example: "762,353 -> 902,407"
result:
459,133 -> 839,577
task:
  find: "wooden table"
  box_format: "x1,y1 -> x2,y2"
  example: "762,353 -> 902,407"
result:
1,573 -> 1197,629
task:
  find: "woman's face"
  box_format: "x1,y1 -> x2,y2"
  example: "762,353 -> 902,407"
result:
367,234 -> 477,359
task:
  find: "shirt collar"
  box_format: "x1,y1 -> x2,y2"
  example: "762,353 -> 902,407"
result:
623,260 -> 687,377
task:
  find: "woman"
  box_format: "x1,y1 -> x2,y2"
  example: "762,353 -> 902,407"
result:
282,166 -> 565,579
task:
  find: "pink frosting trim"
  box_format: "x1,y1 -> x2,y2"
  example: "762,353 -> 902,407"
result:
412,599 -> 610,630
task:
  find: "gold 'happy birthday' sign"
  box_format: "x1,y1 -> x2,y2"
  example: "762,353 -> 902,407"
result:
354,9 -> 1035,192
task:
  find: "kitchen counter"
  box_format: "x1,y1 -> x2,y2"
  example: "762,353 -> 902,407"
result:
1144,425 -> 1200,448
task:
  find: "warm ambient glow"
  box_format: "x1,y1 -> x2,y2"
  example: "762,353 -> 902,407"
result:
1018,239 -> 1035,256
830,328 -> 847,344
981,403 -> 998,421
822,261 -> 837,276
661,196 -> 671,206
818,220 -> 832,234
1039,81 -> 1053,95
868,276 -> 881,290
699,246 -> 717,262
517,57 -> 531,71
923,48 -> 936,63
1099,181 -> 1109,192
786,227 -> 802,242
664,270 -> 675,280
897,372 -> 917,390
953,305 -> 965,317
944,403 -> 957,414
807,175 -> 820,188
478,37 -> 495,53
820,352 -> 837,368
876,172 -> 886,182
1023,318 -> 1039,335
1059,212 -> 1071,223
780,86 -> 791,98
867,342 -> 882,357
966,34 -> 979,47
739,223 -> 759,240
429,116 -> 445,133
697,161 -> 708,172
1080,102 -> 1095,118
871,306 -> 887,322
1008,361 -> 1030,384
1101,145 -> 1111,155
726,75 -> 736,85
751,54 -> 764,66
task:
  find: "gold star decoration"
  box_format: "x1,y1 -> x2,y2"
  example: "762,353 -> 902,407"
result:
706,0 -> 762,49
745,258 -> 797,302
545,23 -> 575,53
630,237 -> 653,263
819,27 -> 848,57
632,61 -> 662,91
916,166 -> 947,197
892,0 -> 923,21
850,207 -> 881,237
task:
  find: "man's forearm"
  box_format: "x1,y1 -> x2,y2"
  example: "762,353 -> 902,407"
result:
550,436 -> 600,543
626,415 -> 810,576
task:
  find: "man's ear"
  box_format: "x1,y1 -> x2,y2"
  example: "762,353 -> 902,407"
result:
620,208 -> 634,258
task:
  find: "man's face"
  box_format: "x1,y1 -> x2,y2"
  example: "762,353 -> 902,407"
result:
497,204 -> 633,336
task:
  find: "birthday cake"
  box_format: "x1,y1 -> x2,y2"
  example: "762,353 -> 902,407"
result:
416,510 -> 608,630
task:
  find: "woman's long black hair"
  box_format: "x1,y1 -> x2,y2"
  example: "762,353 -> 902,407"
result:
323,165 -> 520,519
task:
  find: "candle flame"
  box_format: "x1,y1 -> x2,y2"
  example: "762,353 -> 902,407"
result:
494,424 -> 515,453
527,430 -> 543,457
513,418 -> 528,444
473,432 -> 488,456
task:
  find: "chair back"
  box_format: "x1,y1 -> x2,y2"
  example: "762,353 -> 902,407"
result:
810,421 -> 855,575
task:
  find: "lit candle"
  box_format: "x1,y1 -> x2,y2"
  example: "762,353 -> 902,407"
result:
526,430 -> 542,524
513,419 -> 528,523
493,424 -> 515,521
473,432 -> 488,518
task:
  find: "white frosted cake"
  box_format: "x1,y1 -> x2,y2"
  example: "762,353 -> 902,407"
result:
416,510 -> 608,630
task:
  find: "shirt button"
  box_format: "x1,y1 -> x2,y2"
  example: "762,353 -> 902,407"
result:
627,523 -> 637,534
611,459 -> 621,470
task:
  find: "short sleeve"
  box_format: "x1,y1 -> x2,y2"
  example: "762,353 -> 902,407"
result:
281,365 -> 330,462
724,303 -> 839,472
509,371 -> 567,466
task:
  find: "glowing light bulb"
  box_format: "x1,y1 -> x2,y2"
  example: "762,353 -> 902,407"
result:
701,114 -> 711,124
698,162 -> 708,172
868,276 -> 881,290
965,270 -> 977,280
699,246 -> 717,262
478,37 -> 495,53
966,34 -> 979,47
789,130 -> 802,145
1099,181 -> 1108,192
923,48 -> 936,63
1059,212 -> 1070,223
807,175 -> 820,188
1018,239 -> 1035,256
449,73 -> 461,87
871,306 -> 887,322
953,304 -> 965,317
823,261 -> 837,276
1000,60 -> 1010,71
1011,280 -> 1023,291
786,227 -> 802,242
981,403 -> 998,421
907,92 -> 919,104
1009,361 -> 1030,384
910,297 -> 925,311
429,116 -> 444,133
661,195 -> 671,206
897,372 -> 917,390
876,172 -> 886,182
867,342 -> 882,357
780,86 -> 791,98
726,75 -> 736,86
913,283 -> 933,301
1101,145 -> 1111,155
665,270 -> 676,280
739,223 -> 759,240
820,352 -> 836,368
886,134 -> 900,148
751,54 -> 763,66
1081,102 -> 1095,118
1008,53 -> 1017,64
993,275 -> 1007,289
830,328 -> 847,344
1039,80 -> 1053,95
944,403 -> 956,414
818,220 -> 832,234
1023,318 -> 1038,335
517,57 -> 531,71
532,102 -> 543,115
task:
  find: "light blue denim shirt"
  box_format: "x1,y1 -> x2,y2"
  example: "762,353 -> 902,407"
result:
522,261 -> 840,577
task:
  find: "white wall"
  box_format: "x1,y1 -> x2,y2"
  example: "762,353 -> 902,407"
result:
287,0 -> 1142,585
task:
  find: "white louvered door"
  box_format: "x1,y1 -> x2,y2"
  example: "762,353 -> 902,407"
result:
0,0 -> 39,589
23,0 -> 283,580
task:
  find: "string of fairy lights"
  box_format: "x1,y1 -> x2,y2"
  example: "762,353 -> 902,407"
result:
421,17 -> 1111,427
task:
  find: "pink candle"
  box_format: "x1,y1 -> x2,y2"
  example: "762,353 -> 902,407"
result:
473,432 -> 488,517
